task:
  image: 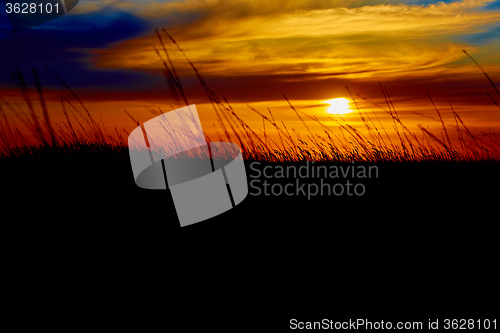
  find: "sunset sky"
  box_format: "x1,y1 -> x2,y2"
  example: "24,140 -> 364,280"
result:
0,0 -> 499,145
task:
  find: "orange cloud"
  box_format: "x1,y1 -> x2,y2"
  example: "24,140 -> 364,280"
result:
91,0 -> 500,82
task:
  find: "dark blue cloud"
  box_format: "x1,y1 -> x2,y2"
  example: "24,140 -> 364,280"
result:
403,0 -> 457,5
457,23 -> 500,45
403,0 -> 500,9
0,8 -> 153,89
483,0 -> 500,10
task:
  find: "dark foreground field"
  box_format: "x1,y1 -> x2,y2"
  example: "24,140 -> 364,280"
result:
2,147 -> 498,234
2,148 -> 498,322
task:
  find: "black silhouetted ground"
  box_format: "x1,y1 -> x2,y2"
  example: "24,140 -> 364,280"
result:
2,146 -> 497,324
2,145 -> 498,233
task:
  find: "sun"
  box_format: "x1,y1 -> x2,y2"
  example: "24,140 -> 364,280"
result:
323,98 -> 352,114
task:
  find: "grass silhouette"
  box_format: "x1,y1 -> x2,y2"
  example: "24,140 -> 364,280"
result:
1,31 -> 499,163
1,31 -> 499,233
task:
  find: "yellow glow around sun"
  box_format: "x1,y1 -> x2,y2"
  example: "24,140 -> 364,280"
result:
324,98 -> 352,114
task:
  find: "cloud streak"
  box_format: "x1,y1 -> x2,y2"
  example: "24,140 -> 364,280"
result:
91,0 -> 500,83
1,0 -> 499,109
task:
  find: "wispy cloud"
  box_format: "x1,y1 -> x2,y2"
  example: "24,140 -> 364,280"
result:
90,0 -> 500,83
1,0 -> 499,107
